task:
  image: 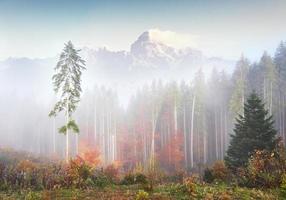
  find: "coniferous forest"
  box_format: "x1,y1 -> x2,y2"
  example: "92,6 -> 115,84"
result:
1,1 -> 286,199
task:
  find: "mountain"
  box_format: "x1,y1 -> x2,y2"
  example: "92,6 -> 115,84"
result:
0,30 -> 235,104
130,30 -> 204,70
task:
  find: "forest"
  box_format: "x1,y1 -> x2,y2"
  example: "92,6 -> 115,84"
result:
1,0 -> 286,199
0,41 -> 286,199
48,41 -> 285,173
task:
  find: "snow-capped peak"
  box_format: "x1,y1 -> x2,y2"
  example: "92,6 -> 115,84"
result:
130,30 -> 179,68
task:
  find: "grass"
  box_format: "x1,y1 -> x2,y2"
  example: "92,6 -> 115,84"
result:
0,184 -> 283,200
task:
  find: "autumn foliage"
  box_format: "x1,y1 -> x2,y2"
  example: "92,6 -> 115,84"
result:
78,139 -> 101,168
158,134 -> 184,172
246,141 -> 286,188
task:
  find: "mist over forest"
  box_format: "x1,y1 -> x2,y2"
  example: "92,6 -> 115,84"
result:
1,1 -> 286,199
0,30 -> 285,173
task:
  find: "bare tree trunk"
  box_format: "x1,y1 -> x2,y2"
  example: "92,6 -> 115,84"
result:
220,107 -> 224,159
75,131 -> 78,155
203,128 -> 207,164
133,127 -> 137,162
183,105 -> 188,168
174,98 -> 178,135
167,122 -> 171,165
279,93 -> 282,138
150,108 -> 158,168
53,118 -> 56,154
102,108 -> 106,165
94,102 -> 97,145
282,94 -> 285,139
190,95 -> 196,168
114,116 -> 117,161
224,110 -> 228,155
270,81 -> 273,115
108,109 -> 111,163
214,107 -> 218,160
66,105 -> 69,163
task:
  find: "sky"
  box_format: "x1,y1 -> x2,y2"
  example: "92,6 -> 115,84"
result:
0,0 -> 285,61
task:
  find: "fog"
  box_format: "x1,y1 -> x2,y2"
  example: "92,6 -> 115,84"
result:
0,30 -> 285,171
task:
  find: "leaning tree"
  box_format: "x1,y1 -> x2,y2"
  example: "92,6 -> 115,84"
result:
49,41 -> 86,162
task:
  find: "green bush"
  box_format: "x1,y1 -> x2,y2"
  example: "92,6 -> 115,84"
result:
203,161 -> 229,183
121,173 -> 148,185
121,173 -> 135,185
280,173 -> 286,197
164,170 -> 185,183
203,168 -> 214,183
25,191 -> 41,200
135,173 -> 148,184
91,170 -> 112,188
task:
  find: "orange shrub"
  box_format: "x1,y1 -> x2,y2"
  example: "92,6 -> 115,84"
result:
65,156 -> 91,188
247,148 -> 285,188
17,160 -> 37,172
211,161 -> 229,181
183,174 -> 200,195
78,139 -> 101,168
203,161 -> 229,183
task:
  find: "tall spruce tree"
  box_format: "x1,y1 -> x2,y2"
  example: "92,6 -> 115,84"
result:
225,91 -> 277,169
49,41 -> 86,162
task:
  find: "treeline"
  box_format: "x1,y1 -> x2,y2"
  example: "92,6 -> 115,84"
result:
72,41 -> 286,172
4,41 -> 286,173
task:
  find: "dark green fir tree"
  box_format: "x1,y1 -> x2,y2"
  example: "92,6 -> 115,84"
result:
225,91 -> 278,170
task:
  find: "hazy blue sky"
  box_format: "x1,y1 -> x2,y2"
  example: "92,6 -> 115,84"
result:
0,0 -> 285,61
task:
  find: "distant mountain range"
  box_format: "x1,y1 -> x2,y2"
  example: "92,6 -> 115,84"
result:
0,30 -> 235,104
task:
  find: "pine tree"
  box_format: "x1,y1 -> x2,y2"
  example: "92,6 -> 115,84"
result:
49,41 -> 86,162
225,91 -> 278,170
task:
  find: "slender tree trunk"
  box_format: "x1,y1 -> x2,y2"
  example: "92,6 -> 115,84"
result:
143,121 -> 146,166
102,108 -> 106,164
75,131 -> 78,155
190,95 -> 196,168
282,94 -> 285,139
114,115 -> 117,161
112,134 -> 115,162
108,109 -> 111,162
270,81 -> 273,115
203,127 -> 207,164
214,107 -> 218,159
53,118 -> 56,154
220,107 -> 224,158
94,102 -> 97,145
174,98 -> 178,135
151,108 -> 157,168
167,122 -> 171,165
133,127 -> 137,162
66,105 -> 69,163
224,110 -> 228,155
87,109 -> 89,140
183,105 -> 188,168
279,93 -> 282,138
